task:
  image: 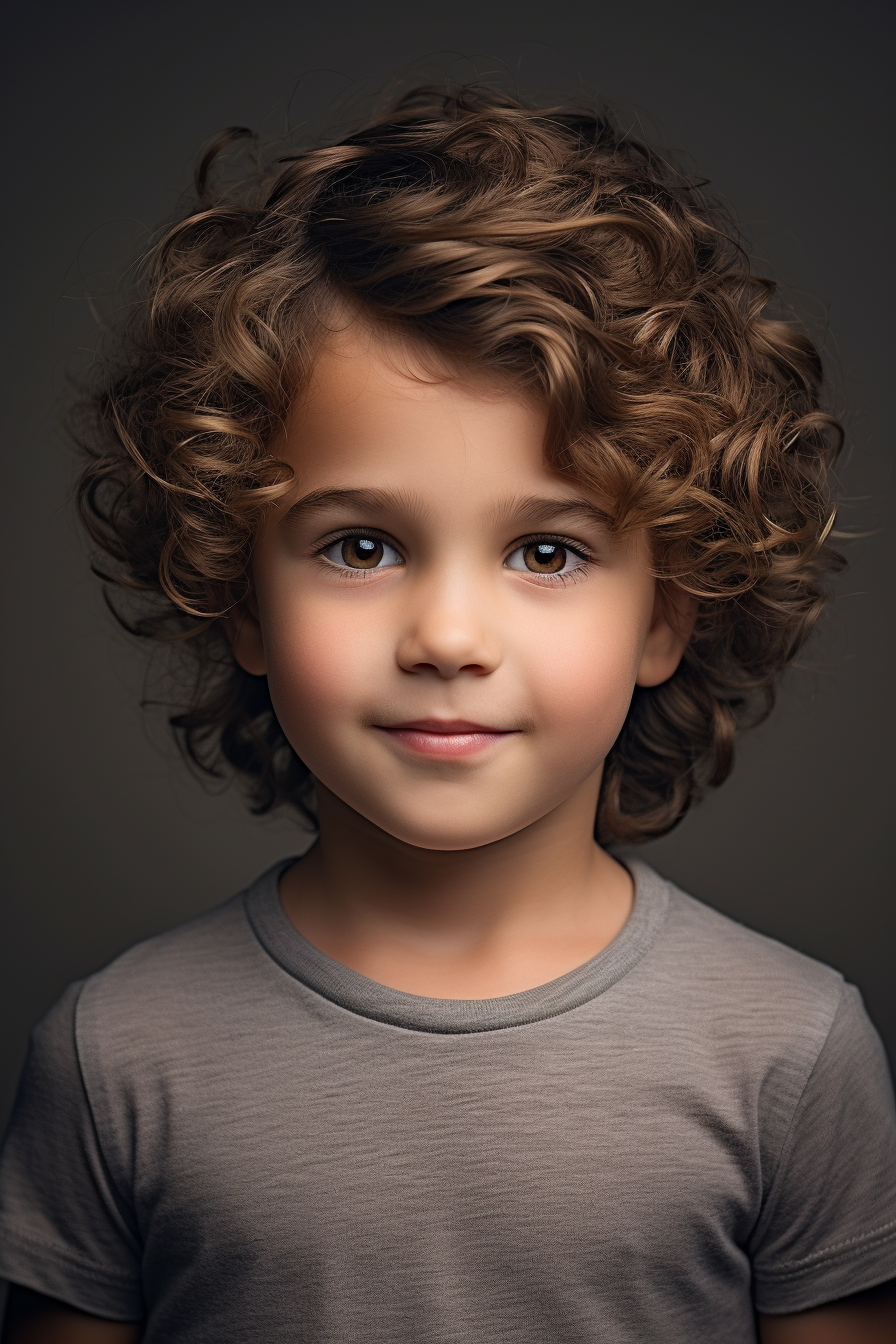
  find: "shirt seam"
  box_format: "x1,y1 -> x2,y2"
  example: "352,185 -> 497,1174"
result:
752,975 -> 846,1232
72,980 -> 143,1246
0,1222 -> 141,1291
243,858 -> 671,1034
757,1222 -> 896,1280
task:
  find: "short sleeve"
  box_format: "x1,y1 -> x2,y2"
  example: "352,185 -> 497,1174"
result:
0,982 -> 144,1320
750,982 -> 896,1314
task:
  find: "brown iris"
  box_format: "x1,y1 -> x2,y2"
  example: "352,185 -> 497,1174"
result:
524,542 -> 565,573
342,536 -> 384,569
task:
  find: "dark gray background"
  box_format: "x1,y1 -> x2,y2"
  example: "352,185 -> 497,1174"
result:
2,0 -> 894,1128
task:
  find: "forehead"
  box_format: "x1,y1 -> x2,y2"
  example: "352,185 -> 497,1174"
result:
279,323 -> 554,503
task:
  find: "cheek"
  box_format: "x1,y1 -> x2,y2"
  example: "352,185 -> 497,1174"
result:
259,595 -> 381,735
522,600 -> 647,742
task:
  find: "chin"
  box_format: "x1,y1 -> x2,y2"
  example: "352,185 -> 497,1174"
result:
359,803 -> 546,853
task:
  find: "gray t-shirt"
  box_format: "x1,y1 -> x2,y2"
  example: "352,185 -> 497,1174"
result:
1,860 -> 895,1342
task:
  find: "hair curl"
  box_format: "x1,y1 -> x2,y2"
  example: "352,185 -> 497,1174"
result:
76,83 -> 843,844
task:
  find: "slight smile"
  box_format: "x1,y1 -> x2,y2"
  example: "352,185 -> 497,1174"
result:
374,720 -> 519,758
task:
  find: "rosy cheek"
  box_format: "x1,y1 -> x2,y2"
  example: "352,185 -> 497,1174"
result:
271,639 -> 346,718
262,599 -> 378,734
550,662 -> 631,727
523,610 -> 645,738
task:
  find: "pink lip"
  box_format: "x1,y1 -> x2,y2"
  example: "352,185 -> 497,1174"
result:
375,719 -> 516,758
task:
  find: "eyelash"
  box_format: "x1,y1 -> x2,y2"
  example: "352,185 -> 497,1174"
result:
508,533 -> 594,585
313,529 -> 595,582
313,528 -> 401,580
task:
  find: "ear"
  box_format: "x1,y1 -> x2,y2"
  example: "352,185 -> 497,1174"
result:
635,582 -> 698,688
223,597 -> 268,676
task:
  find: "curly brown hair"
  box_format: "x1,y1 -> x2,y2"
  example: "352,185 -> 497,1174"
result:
77,83 -> 843,844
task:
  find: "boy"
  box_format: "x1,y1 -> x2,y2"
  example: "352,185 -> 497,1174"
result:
1,85 -> 894,1342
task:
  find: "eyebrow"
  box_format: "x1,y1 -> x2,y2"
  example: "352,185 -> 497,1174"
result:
491,494 -> 613,531
282,487 -> 424,522
282,486 -> 612,531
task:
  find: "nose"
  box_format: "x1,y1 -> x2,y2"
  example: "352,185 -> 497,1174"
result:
395,570 -> 502,679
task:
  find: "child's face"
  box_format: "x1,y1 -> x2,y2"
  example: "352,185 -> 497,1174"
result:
231,325 -> 690,851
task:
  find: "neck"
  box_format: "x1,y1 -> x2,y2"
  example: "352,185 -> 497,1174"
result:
278,776 -> 634,997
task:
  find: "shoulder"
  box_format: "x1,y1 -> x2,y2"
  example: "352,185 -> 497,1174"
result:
44,863 -> 290,1078
626,863 -> 893,1184
636,859 -> 844,997
630,860 -> 850,1064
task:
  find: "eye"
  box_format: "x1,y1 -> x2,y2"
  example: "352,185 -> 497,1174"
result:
505,540 -> 588,577
321,534 -> 404,571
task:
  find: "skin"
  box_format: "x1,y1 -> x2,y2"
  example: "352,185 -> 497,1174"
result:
233,324 -> 693,996
0,1288 -> 140,1343
7,324 -> 892,1340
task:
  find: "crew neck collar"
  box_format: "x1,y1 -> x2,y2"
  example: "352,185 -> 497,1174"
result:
244,857 -> 669,1034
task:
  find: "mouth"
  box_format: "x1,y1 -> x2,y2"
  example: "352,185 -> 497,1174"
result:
373,719 -> 518,758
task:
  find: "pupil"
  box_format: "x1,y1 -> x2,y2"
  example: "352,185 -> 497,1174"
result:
525,542 -> 565,573
343,536 -> 383,569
